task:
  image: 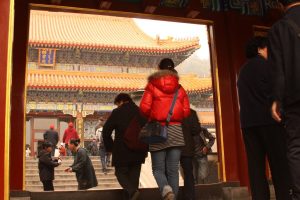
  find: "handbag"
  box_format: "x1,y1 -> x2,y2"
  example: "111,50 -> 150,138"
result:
139,87 -> 180,144
123,115 -> 148,152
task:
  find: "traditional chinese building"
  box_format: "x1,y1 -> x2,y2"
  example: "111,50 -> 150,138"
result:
1,0 -> 286,197
25,10 -> 214,155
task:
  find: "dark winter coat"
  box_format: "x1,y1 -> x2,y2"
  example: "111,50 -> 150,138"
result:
269,5 -> 300,107
44,129 -> 59,146
71,147 -> 98,189
237,56 -> 276,128
103,101 -> 147,167
38,150 -> 59,181
194,127 -> 215,157
140,70 -> 190,125
181,109 -> 203,157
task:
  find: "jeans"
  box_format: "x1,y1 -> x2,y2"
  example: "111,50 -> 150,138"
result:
193,156 -> 209,184
99,148 -> 110,170
180,156 -> 195,200
65,144 -> 73,156
151,147 -> 181,199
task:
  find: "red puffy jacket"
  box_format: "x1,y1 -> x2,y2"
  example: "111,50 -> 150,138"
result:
63,127 -> 79,144
140,70 -> 190,125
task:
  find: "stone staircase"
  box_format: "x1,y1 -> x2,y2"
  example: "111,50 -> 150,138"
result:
25,156 -> 121,191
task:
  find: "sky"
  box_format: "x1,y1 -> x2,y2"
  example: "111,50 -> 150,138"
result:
133,18 -> 211,77
133,18 -> 210,60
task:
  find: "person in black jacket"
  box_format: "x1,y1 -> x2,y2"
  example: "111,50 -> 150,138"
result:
103,93 -> 147,200
180,109 -> 203,200
65,138 -> 98,190
43,125 -> 59,156
237,36 -> 291,200
269,1 -> 300,199
38,142 -> 60,191
193,127 -> 215,184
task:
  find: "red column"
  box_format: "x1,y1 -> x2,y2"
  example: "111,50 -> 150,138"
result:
0,0 -> 13,198
9,0 -> 30,190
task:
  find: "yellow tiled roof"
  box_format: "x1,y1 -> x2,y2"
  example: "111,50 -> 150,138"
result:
27,70 -> 212,93
29,11 -> 200,53
198,111 -> 215,125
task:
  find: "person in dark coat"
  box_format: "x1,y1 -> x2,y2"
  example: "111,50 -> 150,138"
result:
38,142 -> 60,191
103,93 -> 147,200
269,1 -> 300,199
193,127 -> 215,184
65,138 -> 98,190
180,109 -> 203,200
237,36 -> 291,200
43,125 -> 59,156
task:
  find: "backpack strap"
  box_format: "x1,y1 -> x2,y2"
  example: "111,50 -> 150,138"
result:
285,18 -> 300,38
166,86 -> 180,126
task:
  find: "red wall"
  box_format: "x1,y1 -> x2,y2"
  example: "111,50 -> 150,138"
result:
6,0 -> 281,190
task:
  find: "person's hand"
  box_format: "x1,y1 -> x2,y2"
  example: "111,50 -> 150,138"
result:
271,101 -> 282,122
202,147 -> 209,154
65,167 -> 72,172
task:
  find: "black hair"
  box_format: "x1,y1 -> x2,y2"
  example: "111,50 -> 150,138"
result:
245,36 -> 268,59
279,0 -> 300,6
114,93 -> 132,105
158,58 -> 175,71
42,142 -> 53,149
69,138 -> 81,147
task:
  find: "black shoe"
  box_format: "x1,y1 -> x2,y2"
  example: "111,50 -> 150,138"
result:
130,190 -> 140,200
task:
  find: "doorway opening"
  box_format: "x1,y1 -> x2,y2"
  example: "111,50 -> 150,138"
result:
24,9 -> 219,191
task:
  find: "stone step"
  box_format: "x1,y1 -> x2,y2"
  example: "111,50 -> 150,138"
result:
25,167 -> 114,174
26,156 -> 102,161
26,178 -> 118,185
26,160 -> 103,163
223,186 -> 250,200
25,163 -> 104,169
26,172 -> 115,179
26,183 -> 121,192
25,156 -> 119,191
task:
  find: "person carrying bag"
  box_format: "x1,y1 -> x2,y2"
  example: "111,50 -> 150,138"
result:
140,58 -> 190,200
139,87 -> 179,144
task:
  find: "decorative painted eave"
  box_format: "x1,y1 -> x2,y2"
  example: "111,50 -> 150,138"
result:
27,69 -> 212,93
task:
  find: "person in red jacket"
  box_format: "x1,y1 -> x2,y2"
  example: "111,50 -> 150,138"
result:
63,122 -> 79,156
140,58 -> 190,200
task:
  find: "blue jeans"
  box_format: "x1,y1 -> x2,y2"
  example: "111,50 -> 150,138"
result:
151,147 -> 181,198
99,148 -> 110,170
193,156 -> 208,184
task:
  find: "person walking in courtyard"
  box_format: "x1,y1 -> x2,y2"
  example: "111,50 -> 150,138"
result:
103,93 -> 147,200
63,122 -> 79,156
193,127 -> 215,184
43,124 -> 59,156
38,142 -> 61,191
140,58 -> 190,200
180,108 -> 203,200
237,36 -> 291,200
269,1 -> 300,199
65,138 -> 98,190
